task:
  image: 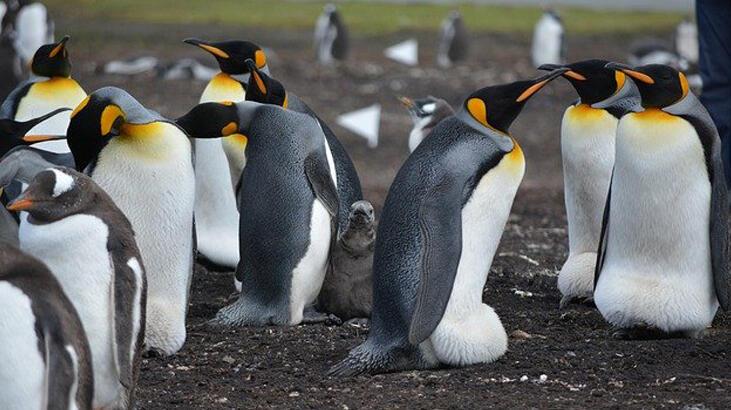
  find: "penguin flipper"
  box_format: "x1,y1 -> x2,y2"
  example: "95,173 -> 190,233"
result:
408,173 -> 463,345
594,170 -> 613,289
0,146 -> 58,186
304,153 -> 339,220
41,323 -> 79,409
111,251 -> 146,391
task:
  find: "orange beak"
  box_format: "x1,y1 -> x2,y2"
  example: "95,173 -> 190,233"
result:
7,197 -> 35,212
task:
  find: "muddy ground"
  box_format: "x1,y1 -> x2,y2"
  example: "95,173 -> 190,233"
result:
49,17 -> 731,409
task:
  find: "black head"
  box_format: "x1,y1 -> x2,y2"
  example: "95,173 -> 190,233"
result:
605,62 -> 689,108
6,167 -> 95,222
184,38 -> 267,76
244,59 -> 287,107
463,68 -> 567,134
31,35 -> 71,78
176,101 -> 246,140
539,59 -> 626,105
349,200 -> 374,227
0,108 -> 69,157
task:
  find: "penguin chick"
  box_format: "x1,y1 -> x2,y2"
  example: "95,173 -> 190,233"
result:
399,96 -> 454,152
319,200 -> 375,321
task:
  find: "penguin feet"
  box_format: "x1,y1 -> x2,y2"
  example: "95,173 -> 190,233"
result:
611,323 -> 691,340
559,294 -> 595,310
302,306 -> 342,326
345,318 -> 370,327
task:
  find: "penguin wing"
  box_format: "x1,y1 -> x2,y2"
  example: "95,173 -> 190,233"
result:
304,153 -> 339,220
594,169 -> 613,289
408,172 -> 465,345
111,251 -> 145,389
41,321 -> 79,409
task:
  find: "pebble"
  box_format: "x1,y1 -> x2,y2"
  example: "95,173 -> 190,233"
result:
520,375 -> 529,382
510,330 -> 532,340
539,374 -> 548,383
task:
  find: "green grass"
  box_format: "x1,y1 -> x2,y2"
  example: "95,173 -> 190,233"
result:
46,0 -> 684,35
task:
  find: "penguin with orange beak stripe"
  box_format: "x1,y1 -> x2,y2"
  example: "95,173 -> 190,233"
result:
594,63 -> 729,339
183,38 -> 269,271
538,60 -> 640,309
0,107 -> 69,157
329,69 -> 567,376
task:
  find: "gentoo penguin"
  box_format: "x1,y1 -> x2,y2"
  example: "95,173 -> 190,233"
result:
436,10 -> 469,68
675,17 -> 698,66
628,39 -> 689,71
399,95 -> 454,152
531,8 -> 565,68
538,60 -> 641,308
9,167 -> 146,408
0,243 -> 93,410
330,69 -> 568,376
177,100 -> 339,326
0,35 -> 86,153
318,200 -> 375,321
313,4 -> 349,65
243,60 -> 363,232
67,87 -> 194,356
183,38 -> 268,270
595,63 -> 729,339
12,1 -> 54,69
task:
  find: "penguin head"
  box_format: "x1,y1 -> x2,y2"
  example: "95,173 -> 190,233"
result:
538,59 -> 625,105
0,108 -> 69,157
30,35 -> 72,78
184,38 -> 268,77
244,59 -> 288,107
349,200 -> 375,228
67,87 -> 162,172
462,68 -> 567,135
6,167 -> 95,222
605,63 -> 689,108
176,101 -> 248,141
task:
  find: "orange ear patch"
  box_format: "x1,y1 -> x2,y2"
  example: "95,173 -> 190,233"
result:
221,121 -> 238,136
614,71 -> 626,93
679,72 -> 689,99
255,50 -> 267,68
467,98 -> 488,127
100,105 -> 125,136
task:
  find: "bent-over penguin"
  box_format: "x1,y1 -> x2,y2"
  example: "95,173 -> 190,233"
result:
9,167 -> 146,408
595,63 -> 729,339
399,95 -> 454,152
329,68 -> 568,376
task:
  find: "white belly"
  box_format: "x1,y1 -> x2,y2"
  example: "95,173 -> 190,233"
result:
427,146 -> 524,366
0,282 -> 45,410
531,16 -> 563,67
558,105 -> 617,298
289,199 -> 332,324
595,110 -> 717,332
92,130 -> 194,355
18,214 -> 121,408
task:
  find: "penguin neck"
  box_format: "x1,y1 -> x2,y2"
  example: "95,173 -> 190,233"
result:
201,72 -> 246,103
110,122 -> 189,160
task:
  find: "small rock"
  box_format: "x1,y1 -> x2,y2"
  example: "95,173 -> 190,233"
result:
222,356 -> 236,364
539,374 -> 548,383
289,392 -> 300,398
520,375 -> 529,382
510,330 -> 532,340
215,397 -> 228,403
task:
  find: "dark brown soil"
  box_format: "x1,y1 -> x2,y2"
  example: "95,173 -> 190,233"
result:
53,18 -> 730,409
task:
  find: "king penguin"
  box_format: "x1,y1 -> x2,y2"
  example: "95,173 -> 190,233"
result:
177,99 -> 339,327
0,35 -> 86,153
183,38 -> 268,270
9,167 -> 146,409
0,107 -> 69,157
313,4 -> 349,65
329,68 -> 568,376
67,87 -> 195,356
537,60 -> 641,308
0,242 -> 93,410
531,8 -> 565,68
595,63 -> 729,339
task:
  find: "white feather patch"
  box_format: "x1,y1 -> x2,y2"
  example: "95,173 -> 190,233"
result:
50,169 -> 74,198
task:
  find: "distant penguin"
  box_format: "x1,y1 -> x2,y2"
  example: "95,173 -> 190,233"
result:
675,17 -> 698,66
177,100 -> 340,326
0,243 -> 93,410
12,1 -> 54,69
243,59 -> 363,232
318,200 -> 375,321
0,1 -> 22,99
538,60 -> 641,308
329,69 -> 568,376
628,39 -> 689,71
313,4 -> 349,64
67,87 -> 196,356
9,167 -> 146,408
436,10 -> 469,68
399,95 -> 454,152
184,38 -> 269,270
531,8 -> 565,68
596,63 -> 729,339
1,35 -> 86,153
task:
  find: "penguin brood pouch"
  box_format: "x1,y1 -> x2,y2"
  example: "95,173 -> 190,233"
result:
330,69 -> 568,376
178,100 -> 339,327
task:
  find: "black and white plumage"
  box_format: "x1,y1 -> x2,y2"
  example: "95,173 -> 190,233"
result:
0,243 -> 93,410
313,3 -> 349,64
400,96 -> 454,152
675,17 -> 698,65
531,9 -> 565,68
436,10 -> 469,68
4,1 -> 54,70
628,39 -> 689,71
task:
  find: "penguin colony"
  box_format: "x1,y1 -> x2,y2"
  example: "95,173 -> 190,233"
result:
0,4 -> 723,409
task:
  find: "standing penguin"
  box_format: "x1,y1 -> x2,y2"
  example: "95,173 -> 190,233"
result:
183,38 -> 268,270
242,60 -> 363,231
596,63 -> 729,339
436,10 -> 469,68
531,8 -> 565,68
399,95 -> 454,152
1,35 -> 86,153
675,17 -> 698,66
318,200 -> 376,321
9,167 -> 146,409
177,100 -> 339,326
0,243 -> 93,410
67,87 -> 194,356
330,69 -> 568,376
12,1 -> 54,70
537,60 -> 641,308
313,4 -> 349,65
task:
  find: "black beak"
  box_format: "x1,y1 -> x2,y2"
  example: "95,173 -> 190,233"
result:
537,63 -> 564,72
